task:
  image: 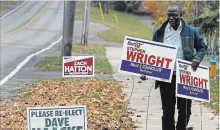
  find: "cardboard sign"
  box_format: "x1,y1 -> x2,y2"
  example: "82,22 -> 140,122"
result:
176,59 -> 210,102
62,56 -> 94,78
118,36 -> 178,83
27,106 -> 87,130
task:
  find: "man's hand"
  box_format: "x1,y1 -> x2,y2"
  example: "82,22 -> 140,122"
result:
192,59 -> 200,71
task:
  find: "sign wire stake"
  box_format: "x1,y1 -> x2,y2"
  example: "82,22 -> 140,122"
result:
145,80 -> 154,130
186,100 -> 188,129
200,102 -> 203,130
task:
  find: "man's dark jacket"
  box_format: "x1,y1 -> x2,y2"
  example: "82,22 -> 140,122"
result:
153,19 -> 206,89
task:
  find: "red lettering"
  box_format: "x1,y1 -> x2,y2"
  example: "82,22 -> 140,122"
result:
194,77 -> 198,87
198,78 -> 203,88
136,53 -> 144,63
180,74 -> 186,84
126,51 -> 174,69
143,54 -> 148,63
136,43 -> 141,48
203,79 -> 208,89
156,57 -> 164,68
127,51 -> 136,61
148,55 -> 156,66
181,75 -> 207,89
191,76 -> 194,86
164,58 -> 172,68
186,75 -> 191,85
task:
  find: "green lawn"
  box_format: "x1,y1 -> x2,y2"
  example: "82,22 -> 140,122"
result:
36,44 -> 113,74
75,2 -> 153,42
72,44 -> 106,55
36,56 -> 113,74
204,69 -> 219,115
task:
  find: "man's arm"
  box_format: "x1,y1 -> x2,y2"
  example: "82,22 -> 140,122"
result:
193,28 -> 206,61
152,30 -> 157,42
192,28 -> 207,71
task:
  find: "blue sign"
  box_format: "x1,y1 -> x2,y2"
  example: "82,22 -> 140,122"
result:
177,83 -> 209,100
176,59 -> 210,102
118,36 -> 178,83
120,60 -> 171,79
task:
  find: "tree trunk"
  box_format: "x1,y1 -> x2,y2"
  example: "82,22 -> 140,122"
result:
101,1 -> 109,14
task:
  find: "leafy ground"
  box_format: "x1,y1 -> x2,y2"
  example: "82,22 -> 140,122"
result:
75,2 -> 153,42
35,44 -> 113,74
0,78 -> 133,129
204,69 -> 219,115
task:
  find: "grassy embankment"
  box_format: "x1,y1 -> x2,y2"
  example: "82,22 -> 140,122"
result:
0,3 -> 154,129
204,69 -> 219,115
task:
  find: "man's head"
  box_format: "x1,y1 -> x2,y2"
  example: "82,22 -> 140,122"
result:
167,3 -> 182,28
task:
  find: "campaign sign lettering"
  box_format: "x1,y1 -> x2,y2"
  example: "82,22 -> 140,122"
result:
118,36 -> 178,83
27,106 -> 87,130
176,59 -> 210,102
62,56 -> 94,78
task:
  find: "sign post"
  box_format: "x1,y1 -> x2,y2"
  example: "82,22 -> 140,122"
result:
118,36 -> 178,83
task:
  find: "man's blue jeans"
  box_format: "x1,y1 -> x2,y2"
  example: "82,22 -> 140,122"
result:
159,74 -> 192,130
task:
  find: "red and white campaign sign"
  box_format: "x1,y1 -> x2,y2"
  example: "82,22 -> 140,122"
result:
118,36 -> 178,83
62,56 -> 94,78
176,59 -> 210,102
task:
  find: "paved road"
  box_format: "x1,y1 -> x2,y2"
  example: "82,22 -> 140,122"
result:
0,1 -> 63,81
0,1 -> 24,18
0,2 -> 218,129
0,1 -> 118,102
0,1 -> 119,82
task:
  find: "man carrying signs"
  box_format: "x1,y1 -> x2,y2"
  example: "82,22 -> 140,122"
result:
141,3 -> 206,130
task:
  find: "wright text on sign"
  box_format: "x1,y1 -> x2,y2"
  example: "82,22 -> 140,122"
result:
176,59 -> 210,102
118,36 -> 178,83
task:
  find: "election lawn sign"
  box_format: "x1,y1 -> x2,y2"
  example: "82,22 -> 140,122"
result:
176,59 -> 210,102
62,56 -> 94,78
118,36 -> 178,83
27,106 -> 87,130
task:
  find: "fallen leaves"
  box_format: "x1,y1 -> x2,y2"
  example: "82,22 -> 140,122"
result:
0,78 -> 134,130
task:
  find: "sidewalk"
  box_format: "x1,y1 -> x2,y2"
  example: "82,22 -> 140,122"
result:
106,46 -> 219,130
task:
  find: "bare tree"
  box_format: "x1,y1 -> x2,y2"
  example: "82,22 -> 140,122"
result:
100,1 -> 109,14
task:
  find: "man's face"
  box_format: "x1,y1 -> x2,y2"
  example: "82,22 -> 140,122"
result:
167,6 -> 181,27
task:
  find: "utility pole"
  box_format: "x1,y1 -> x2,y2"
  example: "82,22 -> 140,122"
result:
61,1 -> 76,65
81,1 -> 87,46
81,1 -> 90,46
101,1 -> 109,14
195,1 -> 198,19
84,1 -> 90,45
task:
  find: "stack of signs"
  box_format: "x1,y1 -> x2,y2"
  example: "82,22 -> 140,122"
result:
27,106 -> 87,130
118,36 -> 178,83
62,56 -> 94,78
176,59 -> 210,102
